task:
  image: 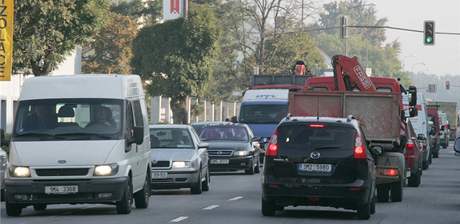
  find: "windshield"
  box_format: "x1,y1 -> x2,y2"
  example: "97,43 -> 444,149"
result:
239,104 -> 288,124
199,126 -> 248,142
13,99 -> 123,141
150,128 -> 194,149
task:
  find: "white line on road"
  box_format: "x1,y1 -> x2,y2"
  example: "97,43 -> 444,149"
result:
228,196 -> 244,201
203,205 -> 220,210
170,216 -> 188,223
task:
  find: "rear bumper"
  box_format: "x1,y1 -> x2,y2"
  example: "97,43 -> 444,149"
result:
209,156 -> 254,172
5,177 -> 128,205
262,179 -> 371,209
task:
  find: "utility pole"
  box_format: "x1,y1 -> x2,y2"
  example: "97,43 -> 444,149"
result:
301,0 -> 304,27
340,16 -> 348,55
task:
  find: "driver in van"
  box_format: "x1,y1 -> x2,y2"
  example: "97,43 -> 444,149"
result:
87,106 -> 115,128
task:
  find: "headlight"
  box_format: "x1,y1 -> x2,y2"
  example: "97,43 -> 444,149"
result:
172,161 -> 191,168
94,164 -> 119,176
234,150 -> 250,156
11,166 -> 31,177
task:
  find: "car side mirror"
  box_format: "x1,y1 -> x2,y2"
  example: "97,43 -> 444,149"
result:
454,138 -> 460,156
133,127 -> 144,145
198,142 -> 209,150
408,86 -> 417,107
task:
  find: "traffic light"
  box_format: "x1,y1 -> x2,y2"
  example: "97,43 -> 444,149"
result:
340,16 -> 348,39
446,81 -> 450,90
424,21 -> 435,45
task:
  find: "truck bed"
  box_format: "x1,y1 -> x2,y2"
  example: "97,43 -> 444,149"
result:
289,91 -> 402,144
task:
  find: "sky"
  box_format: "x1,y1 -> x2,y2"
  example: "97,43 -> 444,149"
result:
317,0 -> 460,75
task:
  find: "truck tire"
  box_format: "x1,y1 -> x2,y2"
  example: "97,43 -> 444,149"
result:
134,171 -> 151,209
408,171 -> 421,187
390,180 -> 403,202
261,198 -> 276,216
116,178 -> 133,214
6,202 -> 22,217
377,185 -> 390,202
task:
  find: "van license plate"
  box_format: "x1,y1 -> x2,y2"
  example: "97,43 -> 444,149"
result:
45,185 -> 78,194
210,159 -> 229,165
298,163 -> 332,172
152,171 -> 168,178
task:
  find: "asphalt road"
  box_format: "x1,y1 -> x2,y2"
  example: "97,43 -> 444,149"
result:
2,145 -> 460,224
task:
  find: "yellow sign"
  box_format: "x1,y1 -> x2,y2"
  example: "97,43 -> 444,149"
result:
0,0 -> 13,81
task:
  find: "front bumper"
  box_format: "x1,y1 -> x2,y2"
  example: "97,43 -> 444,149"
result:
5,177 -> 128,205
209,156 -> 253,172
151,169 -> 199,189
262,179 -> 371,209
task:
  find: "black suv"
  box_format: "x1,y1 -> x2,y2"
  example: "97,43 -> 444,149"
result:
262,116 -> 376,219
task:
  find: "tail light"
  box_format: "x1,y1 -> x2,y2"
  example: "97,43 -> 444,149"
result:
406,141 -> 415,155
309,124 -> 325,128
353,134 -> 366,159
266,130 -> 279,157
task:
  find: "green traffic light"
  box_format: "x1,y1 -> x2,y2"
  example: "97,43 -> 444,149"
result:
426,36 -> 433,44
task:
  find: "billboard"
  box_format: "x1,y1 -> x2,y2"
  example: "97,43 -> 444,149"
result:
163,0 -> 188,21
0,0 -> 13,81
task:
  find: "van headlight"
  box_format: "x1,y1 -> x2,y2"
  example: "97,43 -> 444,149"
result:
94,164 -> 119,176
10,166 -> 31,177
234,150 -> 250,156
172,161 -> 191,168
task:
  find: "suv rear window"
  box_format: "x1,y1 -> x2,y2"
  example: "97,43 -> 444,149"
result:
277,123 -> 356,153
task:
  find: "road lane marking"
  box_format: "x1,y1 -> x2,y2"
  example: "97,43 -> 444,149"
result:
170,216 -> 188,223
203,205 -> 219,210
228,196 -> 244,201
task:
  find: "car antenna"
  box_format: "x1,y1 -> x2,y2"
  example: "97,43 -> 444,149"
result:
316,96 -> 320,121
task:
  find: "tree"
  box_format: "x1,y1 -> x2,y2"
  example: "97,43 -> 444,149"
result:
82,13 -> 138,74
13,0 -> 109,76
111,0 -> 162,25
132,4 -> 220,124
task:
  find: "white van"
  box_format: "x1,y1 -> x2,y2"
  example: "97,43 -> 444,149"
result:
4,75 -> 151,216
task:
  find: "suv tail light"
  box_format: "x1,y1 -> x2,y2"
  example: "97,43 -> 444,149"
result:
406,141 -> 415,155
354,134 -> 366,159
266,130 -> 279,157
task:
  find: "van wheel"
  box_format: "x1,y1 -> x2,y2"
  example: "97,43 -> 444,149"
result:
191,170 -> 203,194
116,178 -> 133,214
261,198 -> 276,216
134,171 -> 151,209
357,202 -> 371,220
6,202 -> 22,217
202,169 -> 210,192
408,171 -> 421,187
390,180 -> 403,202
33,204 -> 47,211
377,185 -> 390,202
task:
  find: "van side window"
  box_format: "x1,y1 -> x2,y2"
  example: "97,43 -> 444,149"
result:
126,101 -> 134,138
133,100 -> 144,127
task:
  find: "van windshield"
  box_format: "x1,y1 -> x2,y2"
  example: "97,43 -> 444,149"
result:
239,104 -> 288,124
13,99 -> 124,141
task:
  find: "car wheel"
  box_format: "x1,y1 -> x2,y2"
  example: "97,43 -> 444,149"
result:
191,170 -> 203,194
390,180 -> 403,202
245,161 -> 255,175
357,202 -> 371,220
134,170 -> 151,209
377,185 -> 390,202
433,152 -> 439,158
116,177 -> 133,214
202,169 -> 210,192
370,195 -> 376,215
261,198 -> 276,217
428,152 -> 433,164
33,204 -> 47,211
254,157 -> 260,174
423,160 -> 429,170
408,170 -> 421,187
6,202 -> 22,217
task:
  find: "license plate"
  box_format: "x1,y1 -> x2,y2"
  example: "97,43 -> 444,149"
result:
298,163 -> 332,173
45,185 -> 78,194
210,159 -> 229,165
152,171 -> 168,179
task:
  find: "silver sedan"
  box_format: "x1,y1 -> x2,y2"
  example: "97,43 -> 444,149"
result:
149,125 -> 210,194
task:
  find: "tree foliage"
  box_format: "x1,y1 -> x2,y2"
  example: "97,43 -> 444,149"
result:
82,13 -> 138,74
13,0 -> 109,76
112,0 -> 162,25
132,4 -> 220,123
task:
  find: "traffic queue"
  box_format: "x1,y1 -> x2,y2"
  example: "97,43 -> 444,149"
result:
0,56 -> 455,220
